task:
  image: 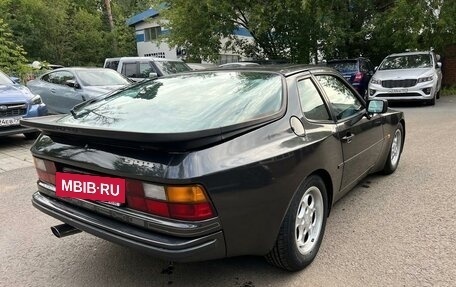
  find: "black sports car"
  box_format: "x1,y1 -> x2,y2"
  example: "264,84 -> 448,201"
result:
22,65 -> 405,271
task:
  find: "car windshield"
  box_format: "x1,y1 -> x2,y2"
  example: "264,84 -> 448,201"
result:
58,71 -> 283,133
154,61 -> 192,75
379,54 -> 432,70
0,71 -> 14,85
327,61 -> 358,73
75,69 -> 130,86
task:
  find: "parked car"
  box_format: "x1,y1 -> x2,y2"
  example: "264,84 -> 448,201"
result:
22,65 -> 405,271
104,57 -> 192,81
0,70 -> 47,139
27,68 -> 130,114
327,57 -> 374,97
368,51 -> 442,105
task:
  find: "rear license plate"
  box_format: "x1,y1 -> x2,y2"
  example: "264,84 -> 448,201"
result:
388,89 -> 408,93
56,172 -> 126,203
0,117 -> 21,127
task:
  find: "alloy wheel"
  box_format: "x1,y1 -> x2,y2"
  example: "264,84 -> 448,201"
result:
295,186 -> 324,255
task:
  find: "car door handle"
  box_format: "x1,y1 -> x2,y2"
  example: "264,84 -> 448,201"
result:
342,133 -> 355,143
51,89 -> 56,93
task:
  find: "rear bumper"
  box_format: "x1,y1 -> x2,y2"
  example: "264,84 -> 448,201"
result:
32,191 -> 226,262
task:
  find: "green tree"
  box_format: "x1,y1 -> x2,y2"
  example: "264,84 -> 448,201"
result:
0,18 -> 29,77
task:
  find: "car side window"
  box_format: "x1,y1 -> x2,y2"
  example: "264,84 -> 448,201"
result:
359,61 -> 367,72
297,78 -> 331,121
45,71 -> 75,85
139,62 -> 157,78
41,73 -> 51,82
123,63 -> 137,78
315,75 -> 363,121
105,60 -> 119,70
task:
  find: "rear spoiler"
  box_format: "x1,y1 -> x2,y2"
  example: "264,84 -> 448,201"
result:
20,115 -> 277,151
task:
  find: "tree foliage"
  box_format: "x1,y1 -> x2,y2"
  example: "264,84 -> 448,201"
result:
155,0 -> 456,64
0,18 -> 29,76
0,0 -> 151,68
1,0 -> 455,68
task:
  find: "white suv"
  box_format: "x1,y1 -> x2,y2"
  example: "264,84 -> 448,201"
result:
368,51 -> 442,105
103,57 -> 192,82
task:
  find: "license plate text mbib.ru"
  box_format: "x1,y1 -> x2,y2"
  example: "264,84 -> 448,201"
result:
62,180 -> 121,196
55,172 -> 126,203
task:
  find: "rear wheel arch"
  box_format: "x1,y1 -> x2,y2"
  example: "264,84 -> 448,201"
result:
399,119 -> 405,152
265,172 -> 331,270
309,169 -> 333,215
267,169 -> 334,256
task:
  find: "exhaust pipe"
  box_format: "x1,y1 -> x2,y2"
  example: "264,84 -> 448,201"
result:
51,224 -> 82,238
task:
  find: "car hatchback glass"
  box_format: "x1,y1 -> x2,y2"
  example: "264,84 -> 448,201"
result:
60,71 -> 283,133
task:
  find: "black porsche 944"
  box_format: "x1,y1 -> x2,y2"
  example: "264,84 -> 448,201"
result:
22,65 -> 405,271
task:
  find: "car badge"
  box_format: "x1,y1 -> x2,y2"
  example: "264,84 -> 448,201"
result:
0,105 -> 7,111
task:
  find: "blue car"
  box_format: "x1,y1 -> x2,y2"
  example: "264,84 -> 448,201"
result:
0,70 -> 48,139
327,57 -> 375,98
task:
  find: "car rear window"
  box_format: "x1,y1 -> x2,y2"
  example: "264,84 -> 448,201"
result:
327,61 -> 358,73
58,71 -> 283,133
379,54 -> 432,70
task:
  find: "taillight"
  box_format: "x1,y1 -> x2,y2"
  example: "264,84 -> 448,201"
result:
126,180 -> 216,221
353,72 -> 363,83
34,157 -> 56,185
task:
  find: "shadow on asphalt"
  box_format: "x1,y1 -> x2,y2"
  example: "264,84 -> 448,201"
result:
74,242 -> 289,287
0,134 -> 35,148
387,101 -> 433,109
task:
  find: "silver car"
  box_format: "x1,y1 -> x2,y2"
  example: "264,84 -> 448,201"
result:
368,51 -> 442,105
27,68 -> 130,114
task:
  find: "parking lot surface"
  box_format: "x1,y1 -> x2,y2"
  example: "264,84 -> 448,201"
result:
0,135 -> 34,173
1,97 -> 456,286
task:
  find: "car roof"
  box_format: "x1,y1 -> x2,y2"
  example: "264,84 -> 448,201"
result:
202,64 -> 333,77
388,51 -> 431,57
50,67 -> 114,71
219,62 -> 260,67
117,57 -> 184,62
39,67 -> 120,77
327,57 -> 367,63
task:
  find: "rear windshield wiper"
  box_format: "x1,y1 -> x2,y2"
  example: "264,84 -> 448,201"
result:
69,85 -> 133,119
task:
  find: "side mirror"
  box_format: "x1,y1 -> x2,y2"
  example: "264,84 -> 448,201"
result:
65,79 -> 80,89
367,99 -> 388,115
149,72 -> 158,78
437,62 -> 442,69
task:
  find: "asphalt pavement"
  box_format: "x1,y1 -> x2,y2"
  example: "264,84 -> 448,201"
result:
1,97 -> 455,287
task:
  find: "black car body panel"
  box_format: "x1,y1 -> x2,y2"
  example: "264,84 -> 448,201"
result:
22,66 -> 405,261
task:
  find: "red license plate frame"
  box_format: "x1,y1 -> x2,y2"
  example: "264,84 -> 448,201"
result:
55,172 -> 126,203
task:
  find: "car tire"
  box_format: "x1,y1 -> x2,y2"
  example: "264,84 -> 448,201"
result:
24,132 -> 40,140
265,175 -> 328,271
427,91 -> 438,106
382,122 -> 404,175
